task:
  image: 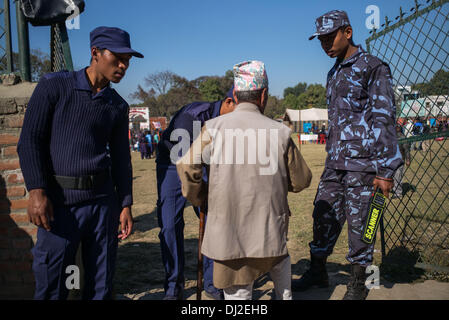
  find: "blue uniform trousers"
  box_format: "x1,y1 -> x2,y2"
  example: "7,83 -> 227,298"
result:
156,164 -> 215,297
32,193 -> 121,300
309,168 -> 376,266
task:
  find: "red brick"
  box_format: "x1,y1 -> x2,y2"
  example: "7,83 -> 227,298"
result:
5,115 -> 24,128
15,261 -> 32,272
0,200 -> 11,214
10,199 -> 28,210
0,262 -> 12,272
6,173 -> 24,184
3,273 -> 23,284
0,159 -> 20,171
2,146 -> 18,157
0,186 -> 26,198
1,249 -> 32,262
12,238 -> 32,249
7,212 -> 30,224
10,225 -> 37,238
0,239 -> 10,249
0,134 -> 19,145
22,273 -> 35,284
0,215 -> 16,227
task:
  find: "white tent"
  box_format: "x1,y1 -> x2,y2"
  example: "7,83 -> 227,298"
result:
284,108 -> 328,132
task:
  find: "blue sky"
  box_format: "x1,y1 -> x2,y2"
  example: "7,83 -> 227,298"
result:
7,0 -> 415,103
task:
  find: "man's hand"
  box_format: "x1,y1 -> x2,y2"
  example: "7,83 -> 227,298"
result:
118,206 -> 133,240
373,177 -> 394,198
28,189 -> 54,231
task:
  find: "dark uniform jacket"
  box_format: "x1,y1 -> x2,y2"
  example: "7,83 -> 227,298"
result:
325,45 -> 403,178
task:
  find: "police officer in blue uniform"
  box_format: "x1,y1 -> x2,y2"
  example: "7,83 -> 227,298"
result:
292,11 -> 403,300
156,89 -> 236,300
17,26 -> 143,300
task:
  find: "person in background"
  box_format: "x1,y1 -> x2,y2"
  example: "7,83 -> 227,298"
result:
392,124 -> 411,198
145,130 -> 153,159
139,131 -> 148,160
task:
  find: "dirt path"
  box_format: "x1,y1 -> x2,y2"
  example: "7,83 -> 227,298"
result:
114,146 -> 449,300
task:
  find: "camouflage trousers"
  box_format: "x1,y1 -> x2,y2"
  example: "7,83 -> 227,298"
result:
309,168 -> 376,266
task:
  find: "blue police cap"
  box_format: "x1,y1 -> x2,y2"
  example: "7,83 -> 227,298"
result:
309,10 -> 351,40
226,85 -> 235,100
90,26 -> 144,58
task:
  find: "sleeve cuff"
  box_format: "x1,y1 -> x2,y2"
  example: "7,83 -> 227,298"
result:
376,167 -> 395,179
120,194 -> 133,208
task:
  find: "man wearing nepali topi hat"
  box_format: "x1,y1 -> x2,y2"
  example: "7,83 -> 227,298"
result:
177,60 -> 312,300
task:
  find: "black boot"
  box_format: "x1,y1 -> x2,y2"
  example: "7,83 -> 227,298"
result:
343,264 -> 369,300
292,255 -> 329,291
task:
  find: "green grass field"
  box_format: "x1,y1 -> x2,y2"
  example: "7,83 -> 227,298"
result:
114,137 -> 448,298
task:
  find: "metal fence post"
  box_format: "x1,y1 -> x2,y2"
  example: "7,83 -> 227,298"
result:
3,0 -> 13,72
15,0 -> 30,81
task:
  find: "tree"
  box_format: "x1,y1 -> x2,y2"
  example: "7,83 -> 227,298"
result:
297,84 -> 327,109
1,49 -> 51,82
264,95 -> 285,119
412,69 -> 449,96
283,82 -> 307,98
144,70 -> 175,96
282,93 -> 300,109
198,77 -> 224,101
129,85 -> 155,102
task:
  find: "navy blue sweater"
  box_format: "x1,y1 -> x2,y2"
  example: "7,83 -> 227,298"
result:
17,68 -> 133,207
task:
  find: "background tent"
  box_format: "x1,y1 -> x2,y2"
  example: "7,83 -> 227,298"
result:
283,108 -> 328,132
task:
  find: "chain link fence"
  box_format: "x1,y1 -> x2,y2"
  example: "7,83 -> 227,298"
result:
1,1 -> 73,78
0,0 -> 13,74
366,0 -> 449,278
50,22 -> 73,72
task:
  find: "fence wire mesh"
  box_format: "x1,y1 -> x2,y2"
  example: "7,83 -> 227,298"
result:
51,23 -> 73,72
366,0 -> 449,275
0,0 -> 10,73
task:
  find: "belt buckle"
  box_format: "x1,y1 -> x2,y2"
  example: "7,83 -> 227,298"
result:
84,175 -> 94,189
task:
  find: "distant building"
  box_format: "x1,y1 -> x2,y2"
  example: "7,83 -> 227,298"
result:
399,95 -> 449,119
150,117 -> 168,131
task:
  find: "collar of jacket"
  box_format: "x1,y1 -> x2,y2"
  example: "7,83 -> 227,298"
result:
338,44 -> 366,67
74,67 -> 113,101
234,102 -> 262,114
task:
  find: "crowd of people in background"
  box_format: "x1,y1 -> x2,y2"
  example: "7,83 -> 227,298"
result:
129,128 -> 162,159
401,117 -> 448,151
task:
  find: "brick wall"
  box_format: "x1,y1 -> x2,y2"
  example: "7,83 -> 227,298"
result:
0,94 -> 35,299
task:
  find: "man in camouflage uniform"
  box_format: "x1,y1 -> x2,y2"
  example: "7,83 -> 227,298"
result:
292,10 -> 403,300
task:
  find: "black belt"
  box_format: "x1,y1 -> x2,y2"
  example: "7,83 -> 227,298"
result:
53,170 -> 109,190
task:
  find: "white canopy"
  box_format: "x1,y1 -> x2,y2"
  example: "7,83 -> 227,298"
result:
284,108 -> 328,122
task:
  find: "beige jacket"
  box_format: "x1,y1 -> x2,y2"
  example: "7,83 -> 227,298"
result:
176,102 -> 312,261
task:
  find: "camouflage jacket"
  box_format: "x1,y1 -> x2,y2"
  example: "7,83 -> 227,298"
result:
325,45 -> 403,179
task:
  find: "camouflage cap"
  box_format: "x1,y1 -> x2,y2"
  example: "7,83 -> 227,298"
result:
309,10 -> 351,40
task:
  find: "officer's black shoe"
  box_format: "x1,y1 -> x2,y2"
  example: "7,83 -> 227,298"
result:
163,291 -> 183,300
292,255 -> 329,291
343,264 -> 369,300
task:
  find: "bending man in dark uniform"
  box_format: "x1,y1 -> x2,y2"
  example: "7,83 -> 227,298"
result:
18,26 -> 143,300
156,89 -> 236,300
